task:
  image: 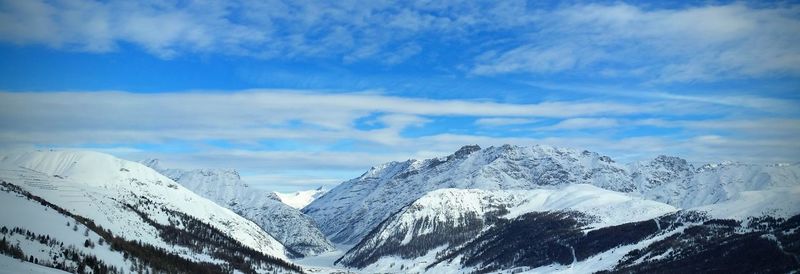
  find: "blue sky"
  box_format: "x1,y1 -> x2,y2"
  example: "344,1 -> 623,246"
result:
1,0 -> 799,191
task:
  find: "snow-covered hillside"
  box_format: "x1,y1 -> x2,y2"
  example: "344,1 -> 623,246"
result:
143,159 -> 335,256
337,184 -> 677,270
0,254 -> 70,274
0,150 -> 302,273
274,187 -> 327,209
305,144 -> 800,245
1,182 -> 134,272
304,144 -> 633,244
3,146 -> 797,273
338,185 -> 800,273
630,156 -> 800,208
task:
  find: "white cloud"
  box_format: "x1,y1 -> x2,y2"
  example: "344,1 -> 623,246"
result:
475,118 -> 538,127
472,46 -> 591,75
1,89 -> 798,190
3,1 -> 796,82
0,89 -> 656,140
541,118 -> 620,131
472,3 -> 800,82
523,81 -> 800,115
0,89 -> 669,156
0,0 -> 473,62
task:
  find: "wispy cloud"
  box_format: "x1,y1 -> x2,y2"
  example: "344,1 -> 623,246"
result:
0,90 -> 661,143
475,118 -> 538,127
524,81 -> 800,115
1,89 -> 797,173
2,1 -> 797,83
471,3 -> 800,82
541,118 -> 619,131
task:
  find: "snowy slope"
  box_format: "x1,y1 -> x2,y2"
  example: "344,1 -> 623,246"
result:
274,187 -> 327,209
0,254 -> 70,274
304,144 -> 632,244
502,184 -> 678,227
359,184 -> 677,257
338,184 -> 677,270
692,185 -> 800,220
0,150 -> 301,273
306,144 -> 800,245
631,157 -> 800,208
143,159 -> 334,256
0,184 -> 134,272
340,184 -> 800,273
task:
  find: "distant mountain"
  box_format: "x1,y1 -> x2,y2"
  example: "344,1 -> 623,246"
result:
337,184 -> 677,270
4,146 -> 797,273
304,144 -> 635,244
274,187 -> 327,209
305,144 -> 800,245
142,159 -> 335,256
337,184 -> 800,273
301,144 -> 800,272
0,150 -> 301,273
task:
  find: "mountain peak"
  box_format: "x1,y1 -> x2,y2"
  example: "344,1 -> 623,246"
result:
141,158 -> 161,169
196,168 -> 241,180
651,155 -> 692,172
454,144 -> 481,156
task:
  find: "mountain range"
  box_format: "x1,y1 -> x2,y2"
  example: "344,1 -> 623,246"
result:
1,145 -> 798,273
305,144 -> 800,273
0,150 -> 301,273
141,159 -> 335,257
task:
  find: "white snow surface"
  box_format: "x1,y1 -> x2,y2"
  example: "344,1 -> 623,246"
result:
142,159 -> 334,256
501,184 -> 678,227
0,254 -> 70,274
274,187 -> 327,210
0,150 -> 287,259
630,156 -> 800,208
343,184 -> 677,267
693,186 -> 800,220
0,187 -> 134,272
306,144 -> 800,244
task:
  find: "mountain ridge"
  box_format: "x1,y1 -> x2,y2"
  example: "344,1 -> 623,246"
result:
142,158 -> 336,257
305,144 -> 800,245
0,149 -> 301,273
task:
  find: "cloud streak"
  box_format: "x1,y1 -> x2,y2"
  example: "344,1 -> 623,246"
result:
1,1 -> 797,82
473,3 -> 800,82
0,89 -> 798,190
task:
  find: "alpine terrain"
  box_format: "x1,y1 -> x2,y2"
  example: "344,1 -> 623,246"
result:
142,159 -> 335,256
1,145 -> 798,274
0,150 -> 302,273
304,144 -> 800,273
274,187 -> 328,210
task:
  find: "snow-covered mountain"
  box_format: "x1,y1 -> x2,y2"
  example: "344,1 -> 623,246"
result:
274,187 -> 327,209
304,144 -> 634,244
305,144 -> 800,245
142,159 -> 335,257
4,146 -> 797,273
630,155 -> 800,208
0,150 -> 301,273
338,181 -> 800,273
336,184 -> 678,270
